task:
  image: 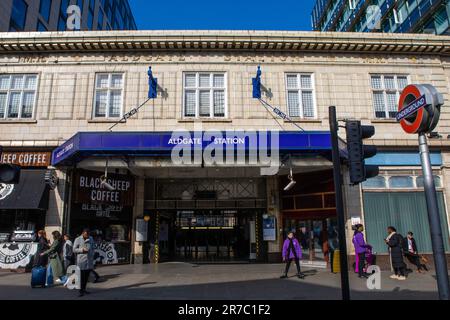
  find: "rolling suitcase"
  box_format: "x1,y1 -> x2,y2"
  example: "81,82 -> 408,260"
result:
31,266 -> 47,288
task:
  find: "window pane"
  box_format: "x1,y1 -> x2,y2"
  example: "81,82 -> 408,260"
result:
111,74 -> 123,88
24,75 -> 37,89
213,90 -> 225,117
286,75 -> 298,89
302,91 -> 314,118
287,91 -> 300,117
0,92 -> 7,118
397,76 -> 408,91
389,176 -> 414,188
373,92 -> 386,118
384,76 -> 396,90
362,176 -> 387,188
184,90 -> 196,117
21,92 -> 34,118
371,76 -> 382,89
199,74 -> 210,88
109,90 -> 122,117
199,90 -> 210,116
416,176 -> 441,188
95,91 -> 107,117
185,74 -> 196,88
300,75 -> 312,89
39,0 -> 52,22
11,75 -> 24,89
96,74 -> 109,88
0,76 -> 10,90
8,92 -> 21,118
386,92 -> 397,118
213,74 -> 224,88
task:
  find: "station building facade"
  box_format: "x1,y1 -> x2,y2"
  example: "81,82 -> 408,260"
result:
0,30 -> 450,268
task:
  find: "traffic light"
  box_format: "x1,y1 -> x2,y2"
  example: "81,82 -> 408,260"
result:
252,65 -> 262,99
0,164 -> 21,184
345,120 -> 379,185
148,66 -> 158,99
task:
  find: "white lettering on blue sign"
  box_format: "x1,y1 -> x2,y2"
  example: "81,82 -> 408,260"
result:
396,95 -> 427,122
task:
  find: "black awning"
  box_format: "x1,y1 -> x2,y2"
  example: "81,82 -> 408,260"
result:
0,170 -> 49,210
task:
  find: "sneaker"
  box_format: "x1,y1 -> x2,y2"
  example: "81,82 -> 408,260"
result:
397,276 -> 406,281
280,275 -> 288,279
55,279 -> 62,284
297,273 -> 305,279
390,274 -> 399,279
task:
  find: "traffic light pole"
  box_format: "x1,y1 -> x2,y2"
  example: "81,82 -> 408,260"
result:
418,132 -> 450,300
329,106 -> 351,301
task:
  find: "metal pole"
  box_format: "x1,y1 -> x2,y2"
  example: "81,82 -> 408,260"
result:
329,106 -> 351,301
418,132 -> 450,300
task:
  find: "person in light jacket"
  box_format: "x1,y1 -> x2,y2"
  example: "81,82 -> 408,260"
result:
280,231 -> 305,279
73,228 -> 95,297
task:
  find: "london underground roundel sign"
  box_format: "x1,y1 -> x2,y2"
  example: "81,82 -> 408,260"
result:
397,84 -> 443,134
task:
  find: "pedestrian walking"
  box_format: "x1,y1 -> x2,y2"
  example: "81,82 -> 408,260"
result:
385,226 -> 407,280
404,231 -> 428,273
40,230 -> 66,286
352,224 -> 369,278
280,231 -> 305,279
33,230 -> 49,267
319,221 -> 330,265
328,229 -> 339,273
73,229 -> 95,297
62,234 -> 74,271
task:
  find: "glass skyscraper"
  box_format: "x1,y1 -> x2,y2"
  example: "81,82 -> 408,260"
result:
0,0 -> 137,32
312,0 -> 450,35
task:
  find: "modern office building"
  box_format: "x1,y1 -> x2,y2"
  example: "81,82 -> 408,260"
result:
0,30 -> 449,270
0,0 -> 137,32
312,0 -> 450,35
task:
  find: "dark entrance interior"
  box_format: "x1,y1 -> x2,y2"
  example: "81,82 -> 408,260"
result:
158,209 -> 261,262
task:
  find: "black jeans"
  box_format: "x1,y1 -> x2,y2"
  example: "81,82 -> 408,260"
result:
80,269 -> 91,293
394,266 -> 405,276
406,254 -> 424,270
284,259 -> 301,275
358,253 -> 365,277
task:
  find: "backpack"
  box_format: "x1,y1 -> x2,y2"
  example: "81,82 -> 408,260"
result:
398,234 -> 408,253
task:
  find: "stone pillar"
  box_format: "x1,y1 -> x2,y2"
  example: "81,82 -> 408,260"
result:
266,176 -> 282,262
341,166 -> 363,255
131,176 -> 145,264
45,169 -> 67,235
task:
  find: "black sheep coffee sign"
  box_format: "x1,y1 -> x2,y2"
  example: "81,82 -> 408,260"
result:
73,170 -> 135,206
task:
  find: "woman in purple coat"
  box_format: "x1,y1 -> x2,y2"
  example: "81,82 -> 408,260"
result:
352,224 -> 369,279
280,231 -> 305,279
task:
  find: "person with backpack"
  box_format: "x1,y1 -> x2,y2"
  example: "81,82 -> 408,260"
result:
280,231 -> 305,279
385,226 -> 407,280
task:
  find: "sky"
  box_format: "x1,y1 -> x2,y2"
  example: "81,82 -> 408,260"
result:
129,0 -> 315,31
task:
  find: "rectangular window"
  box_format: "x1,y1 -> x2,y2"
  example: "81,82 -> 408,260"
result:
371,74 -> 408,118
183,73 -> 226,118
0,74 -> 38,119
93,73 -> 124,118
39,0 -> 52,22
10,0 -> 28,31
285,74 -> 316,118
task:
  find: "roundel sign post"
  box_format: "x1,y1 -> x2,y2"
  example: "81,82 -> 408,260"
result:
396,84 -> 450,300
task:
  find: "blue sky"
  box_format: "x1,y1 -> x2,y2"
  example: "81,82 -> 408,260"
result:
129,0 -> 315,31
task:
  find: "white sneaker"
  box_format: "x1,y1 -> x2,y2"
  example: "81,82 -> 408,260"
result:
55,279 -> 62,284
390,274 -> 399,279
397,276 -> 406,281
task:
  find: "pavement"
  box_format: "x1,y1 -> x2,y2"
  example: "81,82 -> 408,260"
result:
0,262 -> 446,300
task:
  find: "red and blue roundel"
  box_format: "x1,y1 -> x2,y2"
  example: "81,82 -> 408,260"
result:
397,84 -> 443,134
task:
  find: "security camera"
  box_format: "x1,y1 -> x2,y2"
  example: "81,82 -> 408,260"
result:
100,175 -> 115,191
283,179 -> 296,191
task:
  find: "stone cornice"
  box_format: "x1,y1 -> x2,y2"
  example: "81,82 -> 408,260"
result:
0,30 -> 449,55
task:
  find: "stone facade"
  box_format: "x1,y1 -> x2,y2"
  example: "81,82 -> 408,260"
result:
1,30 -> 450,263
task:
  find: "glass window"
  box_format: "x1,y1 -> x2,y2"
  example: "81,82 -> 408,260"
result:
37,21 -> 48,31
371,75 -> 409,119
285,74 -> 316,118
362,176 -> 387,189
93,73 -> 123,118
389,176 -> 414,188
183,73 -> 227,118
10,0 -> 28,31
97,9 -> 104,29
0,74 -> 37,120
416,175 -> 442,188
39,0 -> 52,22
